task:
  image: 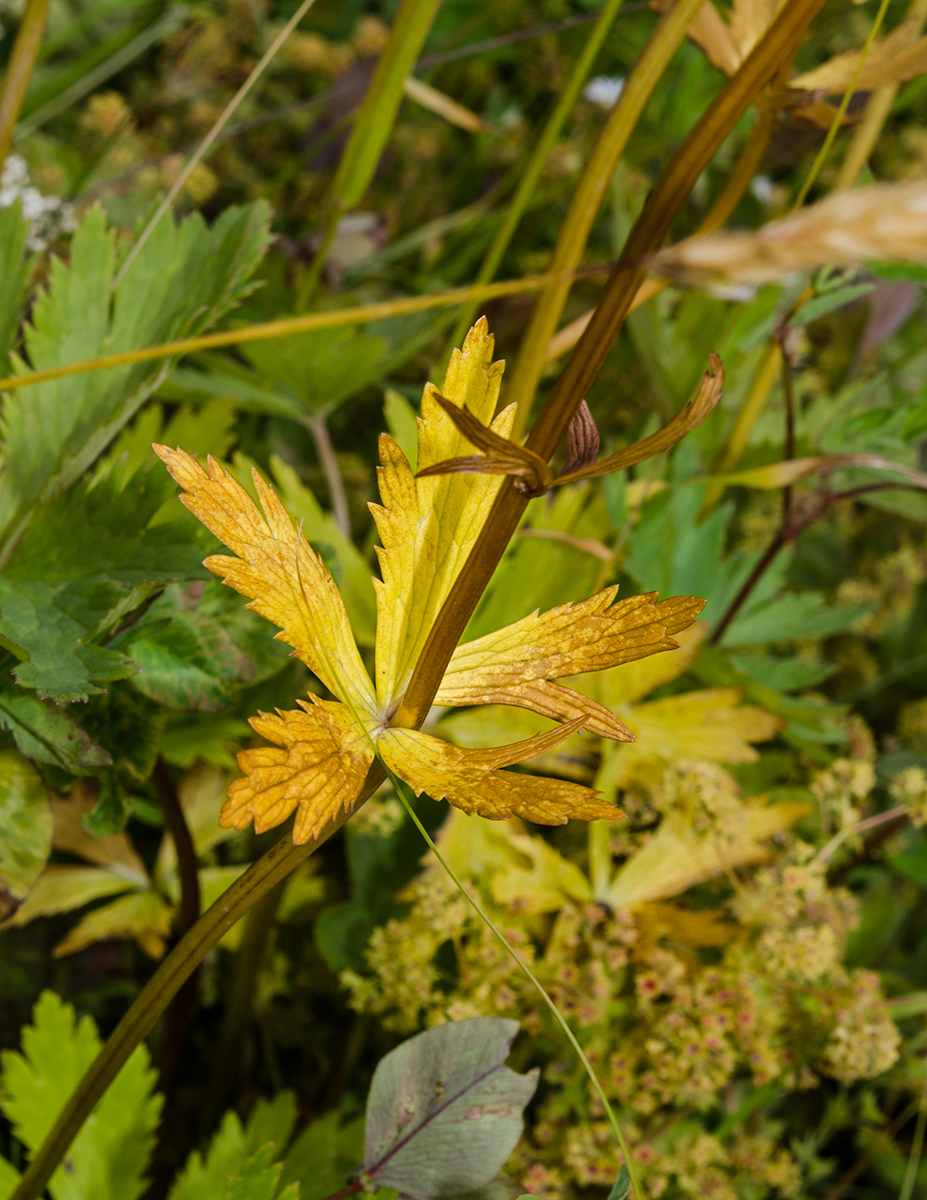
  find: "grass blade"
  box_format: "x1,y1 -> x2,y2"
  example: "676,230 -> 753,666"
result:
0,0 -> 50,164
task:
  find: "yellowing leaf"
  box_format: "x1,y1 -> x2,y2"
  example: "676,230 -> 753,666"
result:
160,319 -> 712,843
437,590 -> 704,738
606,803 -> 807,908
581,621 -> 706,708
379,721 -> 619,824
51,786 -> 148,881
791,18 -> 927,94
634,901 -> 736,951
600,688 -> 782,790
0,865 -> 136,929
52,890 -> 174,959
653,0 -> 785,76
224,699 -> 378,844
154,445 -> 376,716
371,319 -> 514,709
490,831 -> 592,914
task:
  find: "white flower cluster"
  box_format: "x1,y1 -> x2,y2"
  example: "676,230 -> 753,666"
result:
0,155 -> 74,252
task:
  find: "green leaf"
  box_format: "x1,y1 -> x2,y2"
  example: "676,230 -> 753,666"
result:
0,201 -> 270,553
224,1145 -> 299,1200
0,991 -> 162,1200
383,388 -> 419,470
869,261 -> 927,283
0,201 -> 30,374
0,750 -> 52,913
363,1018 -> 538,1200
788,283 -> 873,326
160,712 -> 251,770
128,585 -> 252,711
728,651 -> 836,692
607,1166 -> 631,1200
242,326 -> 388,415
170,1092 -> 298,1200
81,771 -> 133,837
0,683 -> 111,770
280,1112 -> 364,1200
0,1155 -> 21,1200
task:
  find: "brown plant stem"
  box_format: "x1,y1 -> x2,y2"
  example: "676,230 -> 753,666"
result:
394,0 -> 829,728
0,0 -> 50,167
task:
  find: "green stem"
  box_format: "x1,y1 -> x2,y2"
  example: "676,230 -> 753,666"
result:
444,0 -> 626,358
792,0 -> 891,208
394,782 -> 644,1200
0,0 -> 50,167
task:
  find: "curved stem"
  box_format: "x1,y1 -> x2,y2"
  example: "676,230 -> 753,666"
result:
0,0 -> 50,167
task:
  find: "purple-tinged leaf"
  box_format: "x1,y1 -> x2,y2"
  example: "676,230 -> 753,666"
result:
363,1018 -> 538,1200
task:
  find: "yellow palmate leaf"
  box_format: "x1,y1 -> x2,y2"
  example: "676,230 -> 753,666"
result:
224,698 -> 378,844
370,318 -> 515,709
600,687 -> 782,790
490,830 -> 592,914
436,704 -> 597,783
379,721 -> 619,824
436,589 -> 703,738
606,803 -> 808,908
581,621 -> 706,708
154,445 -> 376,716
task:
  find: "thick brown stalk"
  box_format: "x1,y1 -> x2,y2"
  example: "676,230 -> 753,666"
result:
392,0 -> 829,730
0,0 -> 49,166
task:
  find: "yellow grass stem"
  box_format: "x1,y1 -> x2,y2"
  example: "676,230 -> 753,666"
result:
112,0 -> 319,289
445,0 -> 626,356
793,0 -> 892,209
0,0 -> 50,166
332,0 -> 443,210
393,782 -> 645,1200
0,272 -> 574,396
505,0 -> 709,436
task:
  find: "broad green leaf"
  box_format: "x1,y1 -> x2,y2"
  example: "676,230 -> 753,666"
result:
0,684 -> 111,770
242,326 -> 388,415
0,1156 -> 20,1200
608,1165 -> 631,1200
170,1092 -> 298,1200
384,388 -> 419,470
0,750 -> 51,912
224,1145 -> 299,1200
0,201 -> 30,374
279,1112 -> 364,1200
0,991 -> 161,1200
0,460 -> 210,702
723,592 -> 872,647
869,261 -> 927,283
0,201 -> 270,552
161,712 -> 251,769
728,651 -> 835,692
81,771 -> 133,837
129,585 -> 252,711
363,1018 -> 538,1199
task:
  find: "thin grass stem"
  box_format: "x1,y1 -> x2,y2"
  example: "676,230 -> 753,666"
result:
0,0 -> 50,166
793,0 -> 891,209
392,780 -> 644,1200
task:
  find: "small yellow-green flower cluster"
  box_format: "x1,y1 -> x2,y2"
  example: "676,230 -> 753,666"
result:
890,765 -> 927,827
811,757 -> 876,833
